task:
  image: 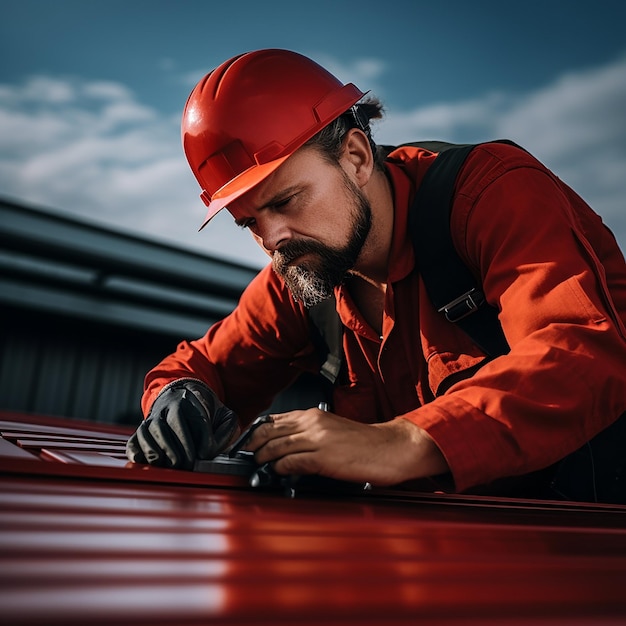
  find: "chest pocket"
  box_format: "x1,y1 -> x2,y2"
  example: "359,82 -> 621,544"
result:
418,280 -> 492,398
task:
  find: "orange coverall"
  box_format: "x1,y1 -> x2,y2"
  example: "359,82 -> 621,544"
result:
143,142 -> 626,493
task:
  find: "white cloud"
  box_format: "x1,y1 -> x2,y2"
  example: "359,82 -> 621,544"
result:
307,53 -> 389,97
0,74 -> 269,267
0,55 -> 625,270
494,58 -> 626,235
20,76 -> 77,104
375,55 -> 626,249
81,80 -> 136,102
375,93 -> 504,143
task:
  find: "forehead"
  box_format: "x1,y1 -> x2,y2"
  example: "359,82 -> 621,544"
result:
227,145 -> 326,215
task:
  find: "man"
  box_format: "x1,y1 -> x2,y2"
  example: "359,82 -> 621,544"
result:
126,49 -> 626,503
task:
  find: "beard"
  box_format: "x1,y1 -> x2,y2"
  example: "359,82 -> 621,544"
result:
272,176 -> 372,308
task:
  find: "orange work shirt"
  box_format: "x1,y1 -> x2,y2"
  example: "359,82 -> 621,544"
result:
143,142 -> 626,492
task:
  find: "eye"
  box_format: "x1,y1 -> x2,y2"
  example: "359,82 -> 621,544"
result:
238,218 -> 256,230
272,194 -> 295,210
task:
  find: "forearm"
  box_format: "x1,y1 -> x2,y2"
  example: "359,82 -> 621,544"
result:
142,340 -> 226,417
404,325 -> 626,492
375,418 -> 449,485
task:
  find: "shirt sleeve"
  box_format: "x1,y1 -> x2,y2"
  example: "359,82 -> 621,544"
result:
142,265 -> 319,424
401,143 -> 626,492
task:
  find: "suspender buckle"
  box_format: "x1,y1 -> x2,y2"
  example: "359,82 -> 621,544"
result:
320,354 -> 342,384
438,288 -> 486,322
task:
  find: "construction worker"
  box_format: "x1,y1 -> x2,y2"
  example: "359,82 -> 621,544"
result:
126,49 -> 626,503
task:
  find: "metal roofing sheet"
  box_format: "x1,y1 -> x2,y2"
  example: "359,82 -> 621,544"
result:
2,411 -> 626,625
0,198 -> 260,338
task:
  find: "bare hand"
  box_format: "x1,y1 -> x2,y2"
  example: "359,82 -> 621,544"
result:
245,407 -> 448,486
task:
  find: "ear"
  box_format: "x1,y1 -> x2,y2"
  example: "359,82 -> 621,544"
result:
339,128 -> 374,188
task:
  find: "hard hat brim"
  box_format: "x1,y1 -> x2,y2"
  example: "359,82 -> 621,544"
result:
198,154 -> 291,230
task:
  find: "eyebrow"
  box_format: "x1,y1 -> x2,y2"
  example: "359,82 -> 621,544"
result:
233,185 -> 301,226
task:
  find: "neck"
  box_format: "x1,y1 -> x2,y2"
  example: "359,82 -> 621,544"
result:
351,168 -> 394,285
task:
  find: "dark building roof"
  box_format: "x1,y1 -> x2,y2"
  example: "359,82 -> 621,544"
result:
0,197 -> 258,338
0,197 -> 259,425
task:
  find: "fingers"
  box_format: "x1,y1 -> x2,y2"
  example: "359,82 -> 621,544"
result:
247,409 -> 325,443
245,409 -> 322,466
134,420 -> 167,466
212,407 -> 240,452
174,388 -> 236,458
254,429 -> 316,465
134,415 -> 188,469
272,450 -> 322,476
166,393 -> 201,464
125,431 -> 146,464
180,387 -> 214,452
242,409 -> 404,484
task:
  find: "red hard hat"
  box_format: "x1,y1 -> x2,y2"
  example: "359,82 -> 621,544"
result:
182,49 -> 365,228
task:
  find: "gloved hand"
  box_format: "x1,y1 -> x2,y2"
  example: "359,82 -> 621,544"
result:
126,379 -> 239,470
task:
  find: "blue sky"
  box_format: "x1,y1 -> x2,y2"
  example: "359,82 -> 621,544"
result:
1,0 -> 625,268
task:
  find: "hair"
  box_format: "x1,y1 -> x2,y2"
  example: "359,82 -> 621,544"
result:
304,97 -> 386,170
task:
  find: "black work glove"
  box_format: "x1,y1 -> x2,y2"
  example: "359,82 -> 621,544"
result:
126,379 -> 239,470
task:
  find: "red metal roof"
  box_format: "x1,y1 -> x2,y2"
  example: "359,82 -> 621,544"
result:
2,411 -> 626,625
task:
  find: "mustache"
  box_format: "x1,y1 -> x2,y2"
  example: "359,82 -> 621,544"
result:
273,239 -> 330,271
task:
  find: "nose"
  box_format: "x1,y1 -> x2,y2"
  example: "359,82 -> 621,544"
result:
256,216 -> 291,254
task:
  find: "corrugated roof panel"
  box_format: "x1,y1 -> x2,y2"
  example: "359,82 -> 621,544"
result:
2,412 -> 626,624
0,198 -> 260,338
0,199 -> 257,297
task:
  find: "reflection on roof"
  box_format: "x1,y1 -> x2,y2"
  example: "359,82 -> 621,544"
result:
2,411 -> 626,625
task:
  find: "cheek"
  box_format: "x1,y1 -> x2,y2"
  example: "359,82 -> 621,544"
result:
318,213 -> 353,246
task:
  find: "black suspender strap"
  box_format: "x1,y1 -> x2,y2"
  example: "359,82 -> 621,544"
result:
310,140 -> 514,384
308,294 -> 344,385
407,143 -> 510,358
